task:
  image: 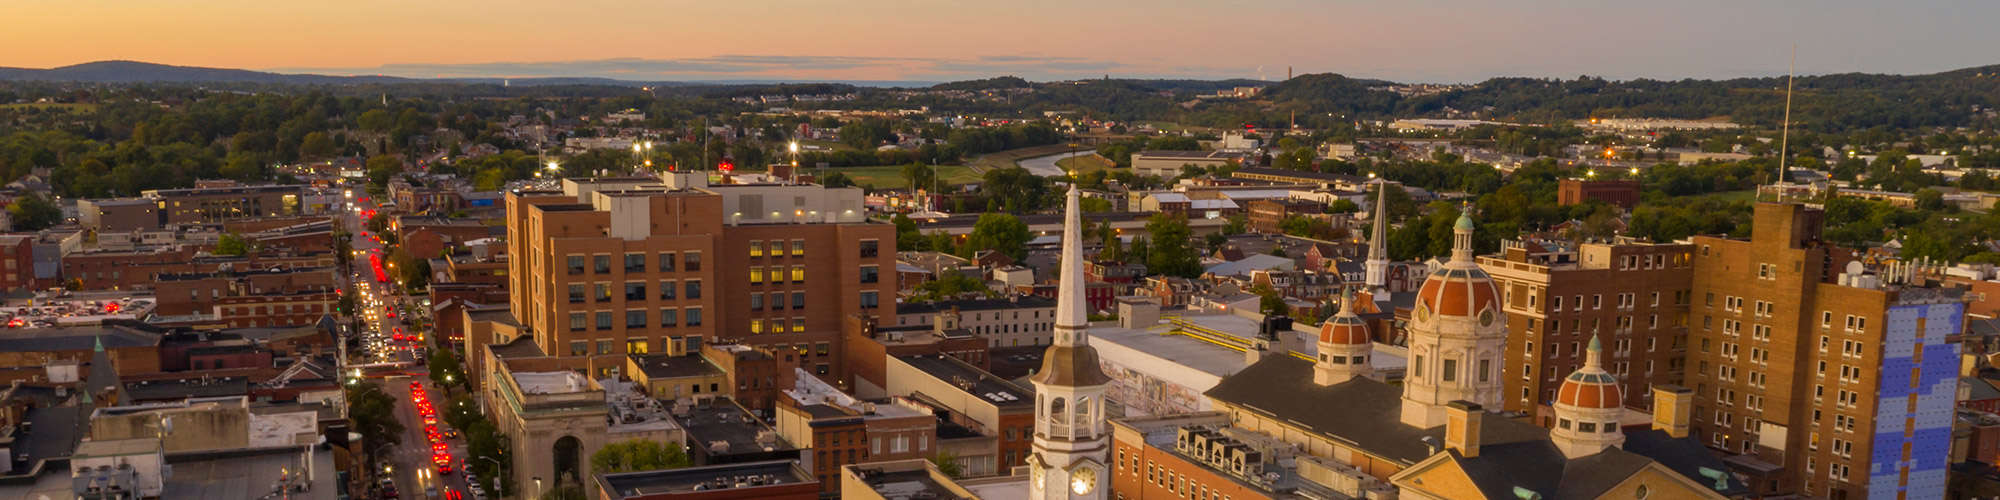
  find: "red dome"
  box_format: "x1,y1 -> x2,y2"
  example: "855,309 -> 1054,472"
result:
1319,315 -> 1370,345
1415,266 -> 1500,318
1555,369 -> 1623,409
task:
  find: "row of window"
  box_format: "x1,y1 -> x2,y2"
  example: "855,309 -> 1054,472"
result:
749,239 -> 808,258
568,280 -> 703,302
750,292 -> 808,311
569,335 -> 702,356
749,317 -> 808,334
568,307 -> 705,330
567,252 -> 702,275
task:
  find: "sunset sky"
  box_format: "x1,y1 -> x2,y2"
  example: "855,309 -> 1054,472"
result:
6,0 -> 1996,83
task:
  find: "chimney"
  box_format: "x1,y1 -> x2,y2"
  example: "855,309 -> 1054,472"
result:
1651,385 -> 1693,439
1444,401 -> 1482,458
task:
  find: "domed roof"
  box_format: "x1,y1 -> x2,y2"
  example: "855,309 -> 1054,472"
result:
1319,312 -> 1370,345
1556,337 -> 1622,410
1414,266 -> 1500,319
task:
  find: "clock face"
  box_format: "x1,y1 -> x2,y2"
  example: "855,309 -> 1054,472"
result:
1069,466 -> 1098,495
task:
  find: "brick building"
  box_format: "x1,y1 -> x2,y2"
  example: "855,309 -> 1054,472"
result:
1557,178 -> 1641,209
1687,203 -> 1963,499
1479,238 -> 1694,414
503,175 -> 895,382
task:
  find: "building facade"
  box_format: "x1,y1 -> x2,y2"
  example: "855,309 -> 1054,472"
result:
1479,239 -> 1694,414
1687,203 -> 1962,499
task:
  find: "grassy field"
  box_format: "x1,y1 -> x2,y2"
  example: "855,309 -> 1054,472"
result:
835,165 -> 983,189
0,102 -> 96,113
1056,153 -> 1118,176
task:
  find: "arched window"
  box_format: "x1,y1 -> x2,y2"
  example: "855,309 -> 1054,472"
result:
1048,397 -> 1067,422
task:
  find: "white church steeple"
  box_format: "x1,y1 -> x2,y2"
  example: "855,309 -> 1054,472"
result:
1028,186 -> 1111,500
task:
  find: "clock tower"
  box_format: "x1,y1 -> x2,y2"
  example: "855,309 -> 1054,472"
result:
1029,186 -> 1112,500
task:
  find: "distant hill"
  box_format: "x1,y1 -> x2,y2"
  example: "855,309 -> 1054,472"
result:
0,60 -> 422,84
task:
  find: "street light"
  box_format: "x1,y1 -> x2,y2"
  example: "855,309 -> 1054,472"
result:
478,456 -> 504,496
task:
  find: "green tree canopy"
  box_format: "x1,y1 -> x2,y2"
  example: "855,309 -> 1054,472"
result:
962,213 -> 1032,261
590,439 -> 692,474
1143,214 -> 1203,278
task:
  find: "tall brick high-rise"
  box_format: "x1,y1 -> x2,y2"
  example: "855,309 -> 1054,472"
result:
504,173 -> 897,381
1480,238 -> 1693,415
1687,203 -> 1961,499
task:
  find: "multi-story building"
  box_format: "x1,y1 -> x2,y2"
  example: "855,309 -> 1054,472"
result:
1557,178 -> 1641,209
151,267 -> 338,328
0,234 -> 39,292
893,297 -> 1058,348
774,376 -> 938,493
142,184 -> 311,225
504,174 -> 895,381
883,354 -> 1035,477
1480,238 -> 1695,415
1688,203 -> 1963,499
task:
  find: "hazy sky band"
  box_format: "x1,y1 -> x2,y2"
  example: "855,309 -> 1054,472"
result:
4,0 -> 1994,83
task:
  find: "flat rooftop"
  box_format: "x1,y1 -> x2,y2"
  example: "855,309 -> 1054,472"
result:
853,468 -> 969,500
677,399 -> 795,456
597,460 -> 812,499
898,355 -> 1031,407
513,371 -> 591,394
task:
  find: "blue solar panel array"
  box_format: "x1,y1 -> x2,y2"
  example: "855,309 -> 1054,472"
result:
1867,301 -> 1960,500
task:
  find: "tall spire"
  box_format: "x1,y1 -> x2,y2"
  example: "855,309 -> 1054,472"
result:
1053,186 -> 1089,344
1364,181 -> 1390,296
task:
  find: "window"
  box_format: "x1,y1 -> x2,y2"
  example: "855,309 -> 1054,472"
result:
1442,359 -> 1458,382
684,252 -> 701,271
1579,422 -> 1597,432
791,266 -> 806,283
750,294 -> 764,310
567,255 -> 585,274
569,341 -> 588,356
861,265 -> 879,284
626,310 -> 646,328
658,252 -> 676,272
1478,359 -> 1491,382
751,319 -> 764,334
593,255 -> 611,273
749,240 -> 764,257
594,283 -> 611,301
770,292 -> 786,310
597,340 -> 614,355
627,339 -> 649,354
1413,355 -> 1426,379
659,280 -> 676,300
625,282 -> 646,300
660,308 -> 678,327
568,284 -> 585,303
791,239 -> 806,256
686,280 -> 702,299
569,312 -> 587,331
860,240 -> 879,258
750,267 -> 765,284
686,307 -> 703,326
624,253 -> 645,272
793,291 -> 806,309
596,311 -> 614,330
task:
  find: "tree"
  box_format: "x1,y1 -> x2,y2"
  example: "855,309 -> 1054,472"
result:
6,194 -> 62,230
366,155 -> 402,189
1080,197 -> 1113,213
929,450 -> 964,478
347,382 -> 404,459
215,233 -> 254,256
1251,282 -> 1287,315
820,171 -> 855,188
590,439 -> 692,474
915,272 -> 995,301
901,163 -> 937,191
300,131 -> 335,158
962,213 -> 1032,261
357,109 -> 393,133
1326,199 -> 1360,214
428,349 -> 464,388
388,248 -> 431,291
1915,188 -> 1946,211
839,118 -> 898,150
1143,214 -> 1203,278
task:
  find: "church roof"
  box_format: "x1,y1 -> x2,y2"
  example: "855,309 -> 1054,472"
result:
1204,355 -> 1546,464
1210,355 -> 1747,498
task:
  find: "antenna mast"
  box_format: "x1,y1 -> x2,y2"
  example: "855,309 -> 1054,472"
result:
1776,45 -> 1796,188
